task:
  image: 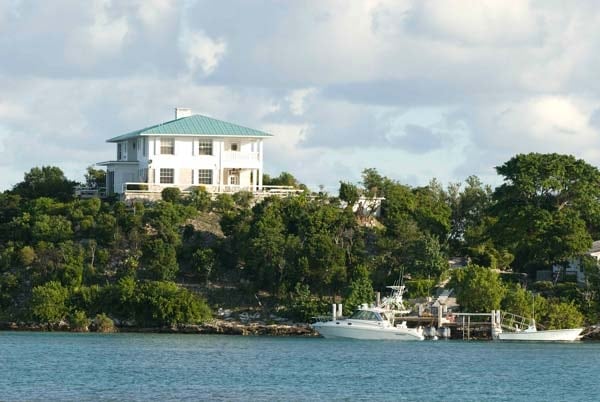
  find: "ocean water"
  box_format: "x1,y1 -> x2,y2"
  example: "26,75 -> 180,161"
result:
1,332 -> 599,401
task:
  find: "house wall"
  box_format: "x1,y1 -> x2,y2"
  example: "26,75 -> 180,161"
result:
107,164 -> 139,194
109,136 -> 264,193
143,136 -> 263,186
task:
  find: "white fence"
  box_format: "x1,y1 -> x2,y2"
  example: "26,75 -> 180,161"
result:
120,182 -> 302,200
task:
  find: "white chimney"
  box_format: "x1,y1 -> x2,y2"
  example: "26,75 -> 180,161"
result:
175,107 -> 192,119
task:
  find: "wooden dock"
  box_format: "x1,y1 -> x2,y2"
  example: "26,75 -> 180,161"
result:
400,312 -> 494,340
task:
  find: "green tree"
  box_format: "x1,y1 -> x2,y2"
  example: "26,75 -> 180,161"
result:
453,265 -> 506,312
412,180 -> 451,240
245,200 -> 286,292
543,301 -> 584,329
343,265 -> 374,313
408,234 -> 449,278
339,181 -> 360,207
447,176 -> 494,256
136,281 -> 211,326
31,281 -> 69,323
141,239 -> 179,281
12,166 -> 77,201
492,153 -> 600,274
84,166 -> 106,189
31,214 -> 73,243
192,248 -> 215,284
361,168 -> 387,197
263,172 -> 305,189
287,282 -> 328,322
502,284 -> 535,318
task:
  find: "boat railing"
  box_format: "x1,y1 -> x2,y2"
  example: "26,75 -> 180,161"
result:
499,312 -> 534,332
312,315 -> 345,323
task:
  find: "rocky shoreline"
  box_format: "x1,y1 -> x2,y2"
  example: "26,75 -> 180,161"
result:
3,320 -> 600,340
0,319 -> 319,337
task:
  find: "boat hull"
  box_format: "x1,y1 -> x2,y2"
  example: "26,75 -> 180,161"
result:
311,322 -> 424,341
496,328 -> 583,342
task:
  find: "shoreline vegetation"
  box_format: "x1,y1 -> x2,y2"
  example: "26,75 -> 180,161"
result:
2,154 -> 600,336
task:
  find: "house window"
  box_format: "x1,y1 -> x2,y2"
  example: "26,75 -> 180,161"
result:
198,169 -> 213,184
160,168 -> 174,184
160,138 -> 175,155
142,137 -> 146,156
198,140 -> 213,155
118,142 -> 127,160
230,143 -> 239,151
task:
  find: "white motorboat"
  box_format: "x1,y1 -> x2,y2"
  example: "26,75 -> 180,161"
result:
311,283 -> 424,341
491,311 -> 583,342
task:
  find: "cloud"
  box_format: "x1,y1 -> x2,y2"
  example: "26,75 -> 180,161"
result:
404,1 -> 540,47
88,0 -> 129,52
286,88 -> 317,116
389,124 -> 443,154
2,0 -> 600,194
178,28 -> 227,76
134,0 -> 175,28
448,95 -> 600,185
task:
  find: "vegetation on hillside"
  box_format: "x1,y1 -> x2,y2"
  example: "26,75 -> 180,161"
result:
1,153 -> 599,330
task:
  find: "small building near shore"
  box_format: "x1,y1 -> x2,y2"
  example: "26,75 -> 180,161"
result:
536,240 -> 600,284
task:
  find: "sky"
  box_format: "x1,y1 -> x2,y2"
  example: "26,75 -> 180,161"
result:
2,0 -> 600,193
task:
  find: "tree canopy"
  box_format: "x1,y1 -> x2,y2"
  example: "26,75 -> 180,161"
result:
492,153 -> 600,273
2,158 -> 600,330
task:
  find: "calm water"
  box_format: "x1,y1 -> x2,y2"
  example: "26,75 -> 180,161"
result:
1,332 -> 600,401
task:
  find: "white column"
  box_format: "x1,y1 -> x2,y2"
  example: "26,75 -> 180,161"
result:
218,140 -> 224,193
258,140 -> 264,191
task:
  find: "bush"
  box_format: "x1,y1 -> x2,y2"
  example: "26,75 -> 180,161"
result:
70,310 -> 90,332
136,281 -> 212,326
287,283 -> 328,322
189,186 -> 212,211
31,281 -> 69,323
92,313 -> 116,333
542,300 -> 584,330
161,187 -> 182,203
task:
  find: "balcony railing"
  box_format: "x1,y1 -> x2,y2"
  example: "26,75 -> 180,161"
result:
222,151 -> 259,161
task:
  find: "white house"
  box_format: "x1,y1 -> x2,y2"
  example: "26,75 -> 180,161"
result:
98,108 -> 277,200
547,240 -> 600,284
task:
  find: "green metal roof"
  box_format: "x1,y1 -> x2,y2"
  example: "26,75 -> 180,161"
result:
107,114 -> 273,142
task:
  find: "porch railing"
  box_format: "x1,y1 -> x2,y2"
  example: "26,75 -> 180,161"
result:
121,182 -> 302,196
222,151 -> 259,161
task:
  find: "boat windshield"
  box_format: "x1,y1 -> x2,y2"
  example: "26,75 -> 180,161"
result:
349,310 -> 382,321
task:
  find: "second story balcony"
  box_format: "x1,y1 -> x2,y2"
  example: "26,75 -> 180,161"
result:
222,151 -> 260,161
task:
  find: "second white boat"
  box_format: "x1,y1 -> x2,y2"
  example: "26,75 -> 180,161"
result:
491,311 -> 583,342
